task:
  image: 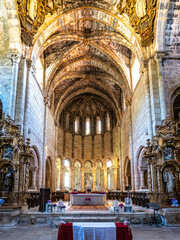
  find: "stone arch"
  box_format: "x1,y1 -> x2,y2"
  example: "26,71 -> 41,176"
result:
84,160 -> 93,168
136,146 -> 148,190
170,86 -> 180,121
154,0 -> 170,51
73,159 -> 82,167
31,8 -> 144,60
95,159 -> 103,167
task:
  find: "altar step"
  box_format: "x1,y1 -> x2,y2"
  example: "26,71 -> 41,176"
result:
20,211 -> 153,226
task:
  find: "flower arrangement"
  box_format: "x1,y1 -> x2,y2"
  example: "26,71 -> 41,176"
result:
119,203 -> 124,209
71,191 -> 78,194
47,200 -> 52,203
171,198 -> 179,206
0,199 -> 4,206
85,197 -> 91,201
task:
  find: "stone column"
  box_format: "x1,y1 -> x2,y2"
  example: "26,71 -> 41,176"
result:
128,101 -> 135,190
42,97 -> 49,187
154,52 -> 167,120
81,167 -> 84,191
104,168 -> 107,190
8,50 -> 20,120
60,167 -> 63,190
15,56 -> 28,131
113,167 -> 118,190
23,59 -> 33,137
142,61 -> 153,140
31,167 -> 37,190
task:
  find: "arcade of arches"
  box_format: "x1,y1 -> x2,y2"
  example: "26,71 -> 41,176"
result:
0,0 -> 180,206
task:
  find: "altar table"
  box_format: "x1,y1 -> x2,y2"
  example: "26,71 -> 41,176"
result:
71,194 -> 106,205
57,222 -> 133,240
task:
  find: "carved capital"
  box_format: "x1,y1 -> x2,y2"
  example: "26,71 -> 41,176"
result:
7,50 -> 21,65
154,51 -> 168,64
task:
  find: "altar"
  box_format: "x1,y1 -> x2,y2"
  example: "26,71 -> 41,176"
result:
71,194 -> 106,205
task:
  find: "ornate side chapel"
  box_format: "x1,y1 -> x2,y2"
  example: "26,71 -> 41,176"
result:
0,116 -> 34,207
144,118 -> 180,204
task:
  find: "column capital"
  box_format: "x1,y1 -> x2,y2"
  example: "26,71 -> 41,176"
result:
7,49 -> 21,64
154,51 -> 168,64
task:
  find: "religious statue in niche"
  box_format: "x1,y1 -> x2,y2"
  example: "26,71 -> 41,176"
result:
135,0 -> 147,19
163,146 -> 174,161
2,145 -> 13,160
0,167 -> 13,192
163,168 -> 176,193
26,0 -> 38,20
84,173 -> 92,189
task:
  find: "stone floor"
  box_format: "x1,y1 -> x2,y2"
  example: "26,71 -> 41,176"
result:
0,225 -> 180,240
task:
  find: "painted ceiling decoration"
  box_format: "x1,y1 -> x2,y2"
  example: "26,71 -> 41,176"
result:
117,0 -> 158,46
17,0 -> 158,47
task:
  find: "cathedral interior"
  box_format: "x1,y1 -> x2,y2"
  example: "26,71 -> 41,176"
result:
0,0 -> 180,236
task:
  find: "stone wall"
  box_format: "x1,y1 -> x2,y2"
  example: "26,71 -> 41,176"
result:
0,58 -> 12,116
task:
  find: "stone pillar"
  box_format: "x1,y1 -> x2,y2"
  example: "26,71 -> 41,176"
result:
113,167 -> 118,190
92,168 -> 96,191
154,52 -> 167,120
8,50 -> 20,120
142,61 -> 153,140
42,98 -> 49,188
81,167 -> 84,191
60,168 -> 63,190
15,56 -> 28,131
23,59 -> 33,137
128,101 -> 135,190
104,168 -> 107,190
31,167 -> 37,190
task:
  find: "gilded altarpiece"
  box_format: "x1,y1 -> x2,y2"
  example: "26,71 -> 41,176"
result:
144,118 -> 180,204
0,116 -> 34,207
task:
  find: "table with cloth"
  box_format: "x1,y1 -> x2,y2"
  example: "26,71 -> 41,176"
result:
57,222 -> 133,240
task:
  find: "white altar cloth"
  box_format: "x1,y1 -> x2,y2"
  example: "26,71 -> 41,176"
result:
73,222 -> 116,240
71,194 -> 106,205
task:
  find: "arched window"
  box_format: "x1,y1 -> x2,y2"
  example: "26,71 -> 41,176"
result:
74,116 -> 79,134
64,171 -> 70,188
85,117 -> 90,135
0,99 -> 2,120
96,116 -> 101,134
106,113 -> 110,131
64,159 -> 70,167
173,94 -> 180,121
107,160 -> 112,168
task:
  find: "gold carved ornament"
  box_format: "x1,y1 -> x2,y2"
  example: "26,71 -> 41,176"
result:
117,0 -> 157,47
17,0 -> 54,46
